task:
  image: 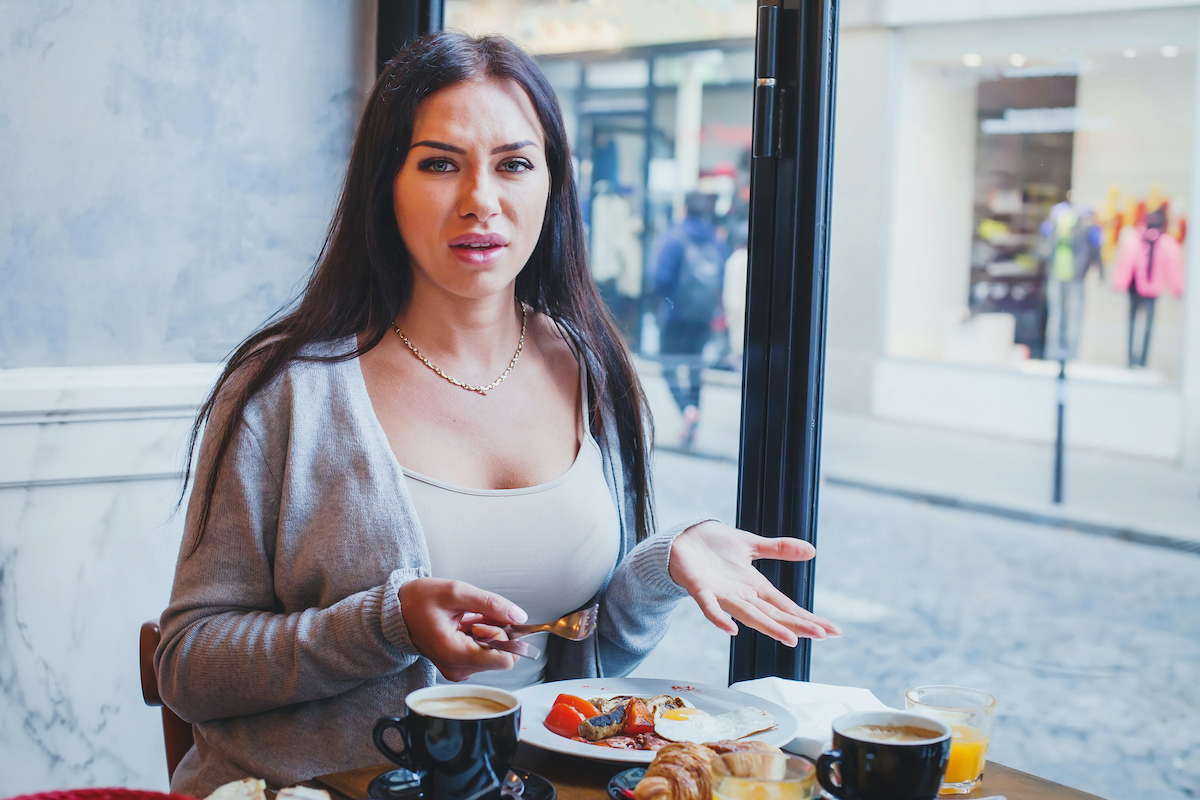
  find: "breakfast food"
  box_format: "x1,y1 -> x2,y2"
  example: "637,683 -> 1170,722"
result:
653,706 -> 776,744
204,778 -> 329,800
277,788 -> 332,800
633,740 -> 781,800
542,693 -> 776,752
205,778 -> 266,800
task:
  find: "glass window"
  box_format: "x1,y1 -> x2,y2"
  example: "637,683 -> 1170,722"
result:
818,7 -> 1200,799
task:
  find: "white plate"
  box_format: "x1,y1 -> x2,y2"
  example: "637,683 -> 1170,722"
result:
514,677 -> 799,764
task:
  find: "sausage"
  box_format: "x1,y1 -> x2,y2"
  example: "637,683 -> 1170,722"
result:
578,706 -> 626,741
589,695 -> 633,715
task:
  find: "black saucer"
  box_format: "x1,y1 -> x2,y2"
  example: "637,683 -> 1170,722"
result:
606,767 -> 645,800
367,768 -> 555,800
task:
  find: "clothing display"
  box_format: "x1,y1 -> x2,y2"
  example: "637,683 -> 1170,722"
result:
1113,211 -> 1186,367
1126,285 -> 1157,368
407,363 -> 621,689
1039,201 -> 1102,361
156,338 -> 693,796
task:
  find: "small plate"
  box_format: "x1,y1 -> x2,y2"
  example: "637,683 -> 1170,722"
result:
367,768 -> 554,800
606,767 -> 645,800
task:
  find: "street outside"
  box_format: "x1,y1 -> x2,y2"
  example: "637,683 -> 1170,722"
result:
631,373 -> 1200,800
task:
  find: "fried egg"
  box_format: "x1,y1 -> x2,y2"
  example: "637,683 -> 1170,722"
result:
653,705 -> 776,743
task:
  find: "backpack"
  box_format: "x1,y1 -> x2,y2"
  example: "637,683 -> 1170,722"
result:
671,236 -> 724,323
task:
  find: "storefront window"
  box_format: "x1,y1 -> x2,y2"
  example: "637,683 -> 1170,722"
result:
819,6 -> 1200,798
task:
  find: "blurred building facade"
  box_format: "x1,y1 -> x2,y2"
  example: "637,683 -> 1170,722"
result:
828,0 -> 1200,470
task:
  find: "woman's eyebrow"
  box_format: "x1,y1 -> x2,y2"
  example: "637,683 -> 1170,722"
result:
491,140 -> 538,154
409,139 -> 538,155
411,140 -> 466,154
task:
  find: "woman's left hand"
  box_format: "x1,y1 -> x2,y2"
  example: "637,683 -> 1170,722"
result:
668,521 -> 842,646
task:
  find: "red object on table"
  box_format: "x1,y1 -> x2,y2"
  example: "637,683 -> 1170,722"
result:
8,790 -> 196,800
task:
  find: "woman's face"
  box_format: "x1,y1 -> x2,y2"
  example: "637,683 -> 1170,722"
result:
393,78 -> 551,303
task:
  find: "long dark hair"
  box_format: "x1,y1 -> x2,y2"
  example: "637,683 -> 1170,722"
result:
181,32 -> 654,554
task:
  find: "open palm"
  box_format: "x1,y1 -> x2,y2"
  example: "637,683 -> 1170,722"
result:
668,521 -> 841,646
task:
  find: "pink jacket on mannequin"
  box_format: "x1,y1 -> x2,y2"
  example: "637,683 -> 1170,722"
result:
1113,225 -> 1187,298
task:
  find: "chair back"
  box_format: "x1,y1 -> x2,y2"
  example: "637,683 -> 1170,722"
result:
140,620 -> 195,781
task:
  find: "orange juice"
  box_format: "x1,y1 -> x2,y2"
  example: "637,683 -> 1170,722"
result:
944,725 -> 989,784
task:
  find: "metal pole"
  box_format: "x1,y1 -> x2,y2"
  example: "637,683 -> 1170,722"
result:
1053,358 -> 1066,504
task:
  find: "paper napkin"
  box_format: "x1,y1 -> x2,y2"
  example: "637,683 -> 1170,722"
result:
730,677 -> 890,759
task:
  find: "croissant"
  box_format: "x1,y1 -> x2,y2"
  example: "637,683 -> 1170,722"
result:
633,743 -> 717,800
633,740 -> 785,800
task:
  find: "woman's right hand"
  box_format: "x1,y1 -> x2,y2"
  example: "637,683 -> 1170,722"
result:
398,578 -> 528,681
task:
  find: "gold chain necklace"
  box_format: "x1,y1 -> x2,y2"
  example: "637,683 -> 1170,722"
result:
393,304 -> 527,396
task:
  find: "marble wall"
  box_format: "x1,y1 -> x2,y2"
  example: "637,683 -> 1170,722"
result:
0,2 -> 369,368
0,366 -> 218,794
0,1 -> 372,793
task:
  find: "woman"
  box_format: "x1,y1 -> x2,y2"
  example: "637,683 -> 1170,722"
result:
156,32 -> 839,795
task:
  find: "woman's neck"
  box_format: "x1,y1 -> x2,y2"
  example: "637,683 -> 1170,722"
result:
394,281 -> 525,375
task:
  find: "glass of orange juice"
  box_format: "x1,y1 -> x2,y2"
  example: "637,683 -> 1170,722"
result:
904,685 -> 995,795
711,751 -> 817,800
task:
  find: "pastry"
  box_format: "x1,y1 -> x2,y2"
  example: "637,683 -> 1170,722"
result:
633,740 -> 784,800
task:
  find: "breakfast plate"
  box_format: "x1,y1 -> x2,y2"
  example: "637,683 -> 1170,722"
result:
513,677 -> 798,764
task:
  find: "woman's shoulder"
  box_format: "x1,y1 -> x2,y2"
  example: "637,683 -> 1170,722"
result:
215,336 -> 362,430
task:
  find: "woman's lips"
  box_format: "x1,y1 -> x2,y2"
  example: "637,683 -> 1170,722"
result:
449,233 -> 508,265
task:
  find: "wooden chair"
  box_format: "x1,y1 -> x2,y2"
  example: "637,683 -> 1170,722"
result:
139,620 -> 195,781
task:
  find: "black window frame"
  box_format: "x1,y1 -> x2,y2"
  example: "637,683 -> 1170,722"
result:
732,0 -> 838,683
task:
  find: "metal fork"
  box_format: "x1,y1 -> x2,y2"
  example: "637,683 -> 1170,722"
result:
504,603 -> 599,641
473,604 -> 599,660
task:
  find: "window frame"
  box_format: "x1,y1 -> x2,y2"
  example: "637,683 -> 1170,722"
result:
731,0 -> 839,683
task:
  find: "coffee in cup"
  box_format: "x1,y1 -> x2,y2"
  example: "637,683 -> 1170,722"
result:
816,711 -> 951,800
373,685 -> 521,800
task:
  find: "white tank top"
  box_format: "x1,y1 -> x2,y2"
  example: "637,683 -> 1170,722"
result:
403,362 -> 621,689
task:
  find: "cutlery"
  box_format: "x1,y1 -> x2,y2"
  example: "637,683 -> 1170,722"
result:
472,604 -> 598,660
476,636 -> 542,660
500,770 -> 525,798
503,603 -> 599,641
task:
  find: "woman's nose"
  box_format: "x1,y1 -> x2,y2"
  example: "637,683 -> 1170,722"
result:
459,168 -> 501,221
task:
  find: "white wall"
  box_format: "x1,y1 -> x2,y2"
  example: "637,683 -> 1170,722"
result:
872,357 -> 1185,459
0,2 -> 369,369
0,2 -> 370,793
825,27 -> 899,412
0,368 -> 217,793
882,40 -> 977,361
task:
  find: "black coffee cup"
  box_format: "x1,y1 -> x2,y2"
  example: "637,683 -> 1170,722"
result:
373,685 -> 521,800
816,710 -> 952,800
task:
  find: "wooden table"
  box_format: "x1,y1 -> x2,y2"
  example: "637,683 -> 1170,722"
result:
312,742 -> 1103,800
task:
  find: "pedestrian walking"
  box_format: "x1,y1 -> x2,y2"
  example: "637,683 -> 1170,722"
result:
654,191 -> 726,445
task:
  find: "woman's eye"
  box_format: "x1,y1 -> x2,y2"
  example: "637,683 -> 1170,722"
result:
499,159 -> 533,173
419,158 -> 457,173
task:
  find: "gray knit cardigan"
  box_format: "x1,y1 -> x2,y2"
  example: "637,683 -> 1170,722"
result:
156,339 -> 692,795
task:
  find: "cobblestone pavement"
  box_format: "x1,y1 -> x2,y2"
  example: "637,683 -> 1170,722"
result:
633,450 -> 1200,800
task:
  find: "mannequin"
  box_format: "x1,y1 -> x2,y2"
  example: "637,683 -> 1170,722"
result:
1040,195 -> 1102,361
1113,207 -> 1186,367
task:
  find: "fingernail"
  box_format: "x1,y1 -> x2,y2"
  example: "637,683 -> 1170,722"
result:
509,605 -> 528,624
